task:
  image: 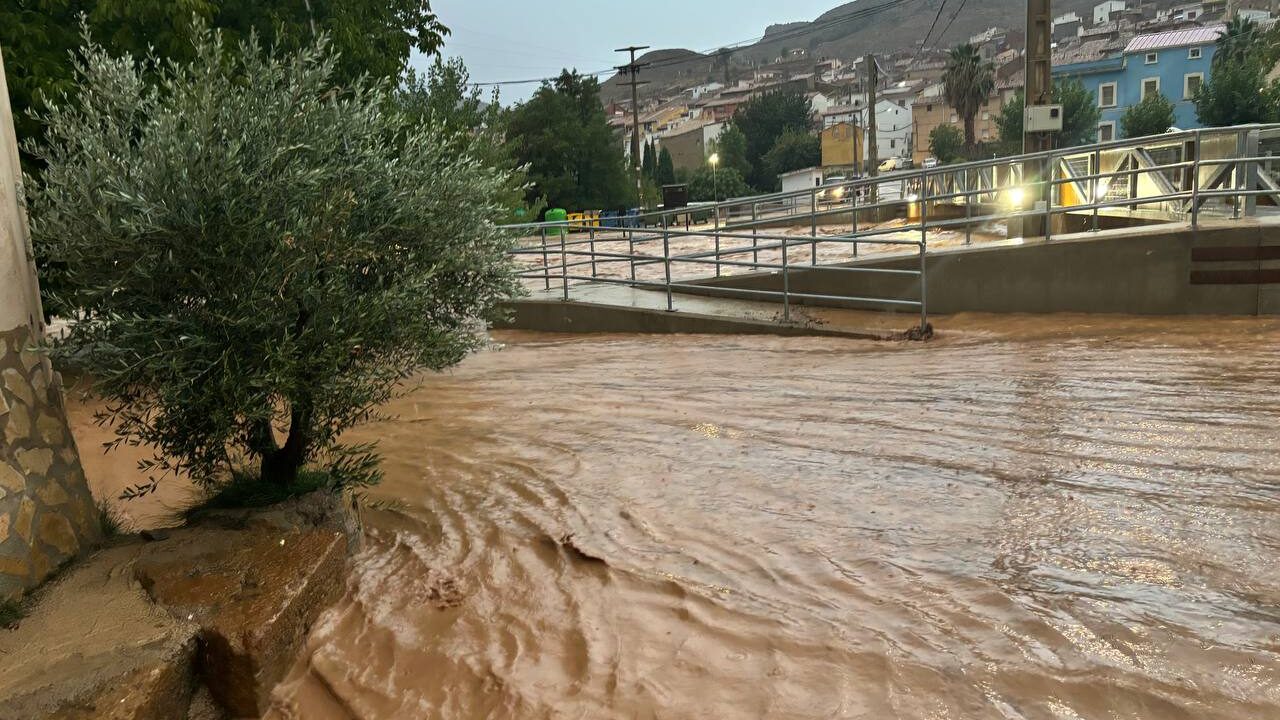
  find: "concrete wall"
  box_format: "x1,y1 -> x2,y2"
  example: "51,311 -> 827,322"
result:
1,48 -> 99,600
683,222 -> 1280,316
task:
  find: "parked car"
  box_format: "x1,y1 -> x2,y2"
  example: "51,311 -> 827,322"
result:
817,175 -> 848,201
922,157 -> 940,169
878,156 -> 913,173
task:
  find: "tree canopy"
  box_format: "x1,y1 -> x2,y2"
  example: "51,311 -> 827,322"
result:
943,43 -> 995,149
762,129 -> 821,185
29,29 -> 515,493
688,165 -> 752,202
928,124 -> 964,163
657,147 -> 676,186
1196,25 -> 1280,127
0,0 -> 448,169
732,90 -> 813,189
711,124 -> 752,179
1121,92 -> 1175,139
997,80 -> 1101,152
507,71 -> 633,212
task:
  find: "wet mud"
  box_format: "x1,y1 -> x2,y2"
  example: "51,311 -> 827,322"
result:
263,316 -> 1280,719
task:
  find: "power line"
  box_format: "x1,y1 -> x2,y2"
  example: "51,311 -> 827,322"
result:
912,0 -> 951,67
470,0 -> 916,87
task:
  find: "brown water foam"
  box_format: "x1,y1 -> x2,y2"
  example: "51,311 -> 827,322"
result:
258,317 -> 1280,719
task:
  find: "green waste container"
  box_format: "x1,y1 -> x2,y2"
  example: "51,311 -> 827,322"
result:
545,208 -> 568,223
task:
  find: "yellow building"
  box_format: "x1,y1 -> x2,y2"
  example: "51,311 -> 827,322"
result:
821,122 -> 863,171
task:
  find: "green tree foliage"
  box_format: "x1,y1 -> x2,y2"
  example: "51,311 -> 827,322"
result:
687,166 -> 752,202
1195,57 -> 1280,126
1121,91 -> 1176,138
399,56 -> 535,221
29,30 -> 516,492
996,80 -> 1101,152
761,129 -> 820,185
642,141 -> 655,181
1215,16 -> 1262,68
507,70 -> 633,211
1196,31 -> 1280,127
928,124 -> 965,163
711,124 -> 752,179
657,147 -> 676,185
0,0 -> 448,169
732,90 -> 813,189
943,43 -> 995,149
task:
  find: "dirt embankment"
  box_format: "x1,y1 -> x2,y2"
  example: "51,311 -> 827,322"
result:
0,492 -> 358,720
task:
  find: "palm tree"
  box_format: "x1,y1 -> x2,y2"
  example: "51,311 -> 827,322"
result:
1215,16 -> 1259,68
943,43 -> 995,151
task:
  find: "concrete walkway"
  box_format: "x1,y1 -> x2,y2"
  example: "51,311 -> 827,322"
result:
503,284 -> 922,340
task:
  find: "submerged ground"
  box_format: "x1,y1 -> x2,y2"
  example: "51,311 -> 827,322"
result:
75,316 -> 1280,719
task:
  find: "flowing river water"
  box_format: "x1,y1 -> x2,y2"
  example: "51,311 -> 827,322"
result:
250,315 -> 1280,720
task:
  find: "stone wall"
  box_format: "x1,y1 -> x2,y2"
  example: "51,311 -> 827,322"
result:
0,324 -> 99,600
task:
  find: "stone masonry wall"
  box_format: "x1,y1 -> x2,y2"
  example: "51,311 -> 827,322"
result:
0,324 -> 99,600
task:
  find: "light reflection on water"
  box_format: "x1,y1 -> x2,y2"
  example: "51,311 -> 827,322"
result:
271,316 -> 1280,720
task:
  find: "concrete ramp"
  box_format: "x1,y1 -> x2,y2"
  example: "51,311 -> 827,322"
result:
499,285 -> 917,339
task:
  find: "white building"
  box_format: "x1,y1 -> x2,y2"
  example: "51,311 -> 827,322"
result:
778,166 -> 825,196
869,100 -> 914,161
1093,0 -> 1126,25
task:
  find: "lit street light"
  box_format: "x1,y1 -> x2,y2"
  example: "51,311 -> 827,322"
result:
709,152 -> 720,202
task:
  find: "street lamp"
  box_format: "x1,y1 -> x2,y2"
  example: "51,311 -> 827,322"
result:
709,152 -> 720,202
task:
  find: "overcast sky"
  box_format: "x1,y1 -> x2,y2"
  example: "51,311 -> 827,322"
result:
411,0 -> 845,104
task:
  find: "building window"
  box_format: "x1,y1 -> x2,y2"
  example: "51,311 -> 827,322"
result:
890,139 -> 897,149
950,113 -> 959,123
1188,47 -> 1202,60
1142,77 -> 1160,100
1098,122 -> 1116,142
1099,82 -> 1118,108
926,104 -> 934,112
1145,52 -> 1158,65
1184,73 -> 1204,99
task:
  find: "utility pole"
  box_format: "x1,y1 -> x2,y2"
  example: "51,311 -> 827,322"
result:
616,46 -> 651,206
1024,0 -> 1054,236
865,54 -> 879,178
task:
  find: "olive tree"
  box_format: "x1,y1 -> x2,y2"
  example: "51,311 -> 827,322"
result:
28,30 -> 519,495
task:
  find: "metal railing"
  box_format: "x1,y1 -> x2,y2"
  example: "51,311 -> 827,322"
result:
505,123 -> 1280,336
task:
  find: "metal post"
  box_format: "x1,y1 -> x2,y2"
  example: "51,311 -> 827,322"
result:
589,225 -> 597,278
713,202 -> 721,277
1044,154 -> 1054,242
540,226 -> 550,290
559,222 -> 569,301
964,168 -> 973,245
1092,147 -> 1101,232
919,168 -> 929,334
1191,130 -> 1202,229
662,212 -> 673,312
852,183 -> 859,257
750,202 -> 759,268
1243,128 -> 1260,218
782,232 -> 791,323
629,227 -> 636,282
810,188 -> 818,266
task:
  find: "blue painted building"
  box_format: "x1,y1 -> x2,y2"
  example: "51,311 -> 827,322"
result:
1054,25 -> 1223,141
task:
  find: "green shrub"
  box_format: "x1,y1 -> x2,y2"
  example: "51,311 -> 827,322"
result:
29,28 -> 519,496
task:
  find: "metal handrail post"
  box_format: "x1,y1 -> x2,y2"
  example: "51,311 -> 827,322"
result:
713,204 -> 721,277
810,188 -> 818,266
1191,130 -> 1202,229
919,167 -> 929,333
589,226 -> 597,278
964,168 -> 973,246
751,202 -> 759,268
629,227 -> 636,282
540,226 -> 550,290
1092,147 -> 1101,232
782,234 -> 791,322
559,222 -> 569,301
662,212 -> 674,312
1045,154 -> 1054,242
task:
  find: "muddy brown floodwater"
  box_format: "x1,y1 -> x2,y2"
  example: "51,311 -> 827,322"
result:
259,317 -> 1279,718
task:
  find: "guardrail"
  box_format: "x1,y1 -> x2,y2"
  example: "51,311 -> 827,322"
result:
505,123 -> 1280,337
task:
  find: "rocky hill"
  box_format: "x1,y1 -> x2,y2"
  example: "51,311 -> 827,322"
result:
601,0 -> 1175,103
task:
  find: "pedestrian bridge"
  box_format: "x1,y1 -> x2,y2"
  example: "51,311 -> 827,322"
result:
502,124 -> 1280,337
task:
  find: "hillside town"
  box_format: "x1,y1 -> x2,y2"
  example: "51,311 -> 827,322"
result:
607,0 -> 1276,196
